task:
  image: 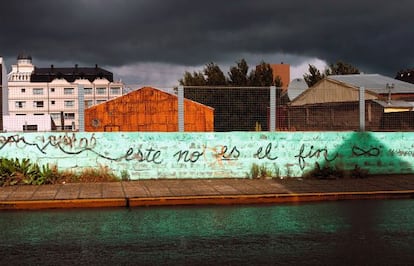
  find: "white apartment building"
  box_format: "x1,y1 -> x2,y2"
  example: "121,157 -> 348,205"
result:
7,54 -> 124,131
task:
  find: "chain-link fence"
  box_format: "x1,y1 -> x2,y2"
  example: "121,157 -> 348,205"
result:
183,86 -> 273,132
4,85 -> 414,132
182,85 -> 414,132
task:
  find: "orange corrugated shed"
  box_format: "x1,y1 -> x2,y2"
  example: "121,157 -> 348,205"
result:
85,87 -> 214,132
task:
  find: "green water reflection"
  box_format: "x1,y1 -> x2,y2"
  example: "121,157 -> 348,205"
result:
0,200 -> 413,265
1,203 -> 351,243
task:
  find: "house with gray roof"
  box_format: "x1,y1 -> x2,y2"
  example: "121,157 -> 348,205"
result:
285,74 -> 414,131
329,74 -> 414,100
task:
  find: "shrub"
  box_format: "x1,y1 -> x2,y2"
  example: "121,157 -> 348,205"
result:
0,158 -> 57,186
121,170 -> 130,181
259,164 -> 272,178
351,165 -> 369,179
250,163 -> 260,179
304,162 -> 344,180
76,166 -> 119,183
0,157 -> 120,186
249,163 -> 273,179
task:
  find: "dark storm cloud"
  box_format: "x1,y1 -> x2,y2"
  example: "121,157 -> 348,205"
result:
1,0 -> 413,76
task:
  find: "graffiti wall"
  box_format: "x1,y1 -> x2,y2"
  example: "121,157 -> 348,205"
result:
0,132 -> 412,179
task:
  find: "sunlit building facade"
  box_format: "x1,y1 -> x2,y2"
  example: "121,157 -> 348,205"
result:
7,54 -> 124,131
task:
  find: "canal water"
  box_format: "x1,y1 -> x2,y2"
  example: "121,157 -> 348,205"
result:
0,199 -> 413,265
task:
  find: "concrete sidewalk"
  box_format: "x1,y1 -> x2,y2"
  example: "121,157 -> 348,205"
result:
0,175 -> 413,210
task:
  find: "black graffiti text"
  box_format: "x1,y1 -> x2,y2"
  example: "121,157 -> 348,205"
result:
388,148 -> 414,157
212,145 -> 240,160
0,133 -> 96,155
295,144 -> 338,170
254,142 -> 278,160
174,149 -> 204,163
123,147 -> 163,164
352,145 -> 380,157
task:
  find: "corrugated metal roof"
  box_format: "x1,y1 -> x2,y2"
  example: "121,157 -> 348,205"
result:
328,74 -> 414,94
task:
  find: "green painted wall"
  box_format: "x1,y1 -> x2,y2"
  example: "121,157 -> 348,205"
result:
0,132 -> 412,179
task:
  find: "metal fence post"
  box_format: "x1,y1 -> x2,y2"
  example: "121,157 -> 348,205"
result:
359,86 -> 365,131
78,84 -> 85,132
270,86 -> 276,131
178,85 -> 184,132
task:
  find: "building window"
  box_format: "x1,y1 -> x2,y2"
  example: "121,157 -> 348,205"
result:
34,113 -> 44,115
15,101 -> 26,108
84,88 -> 92,94
33,101 -> 44,108
96,100 -> 106,104
63,125 -> 74,130
64,88 -> 74,95
84,100 -> 93,108
23,125 -> 38,132
96,87 -> 106,95
64,100 -> 75,107
110,87 -> 121,95
33,88 -> 44,95
51,100 -> 55,105
50,113 -> 61,121
64,113 -> 75,119
21,88 -> 26,93
16,113 -> 26,116
50,88 -> 55,92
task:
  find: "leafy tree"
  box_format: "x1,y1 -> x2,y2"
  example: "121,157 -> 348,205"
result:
179,70 -> 206,86
327,61 -> 360,75
179,60 -> 277,131
179,60 -> 280,87
395,68 -> 414,84
273,75 -> 283,87
303,61 -> 360,87
228,59 -> 249,86
204,62 -> 228,86
242,61 -> 274,130
248,61 -> 274,86
179,62 -> 228,86
303,64 -> 325,87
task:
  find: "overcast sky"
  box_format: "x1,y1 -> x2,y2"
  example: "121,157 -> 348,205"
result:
1,0 -> 413,88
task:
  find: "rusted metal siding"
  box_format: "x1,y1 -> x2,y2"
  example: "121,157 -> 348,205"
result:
85,87 -> 214,132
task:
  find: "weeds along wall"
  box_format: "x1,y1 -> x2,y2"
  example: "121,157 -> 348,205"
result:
0,131 -> 413,179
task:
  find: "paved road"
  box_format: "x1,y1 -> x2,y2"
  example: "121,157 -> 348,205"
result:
0,175 -> 413,210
